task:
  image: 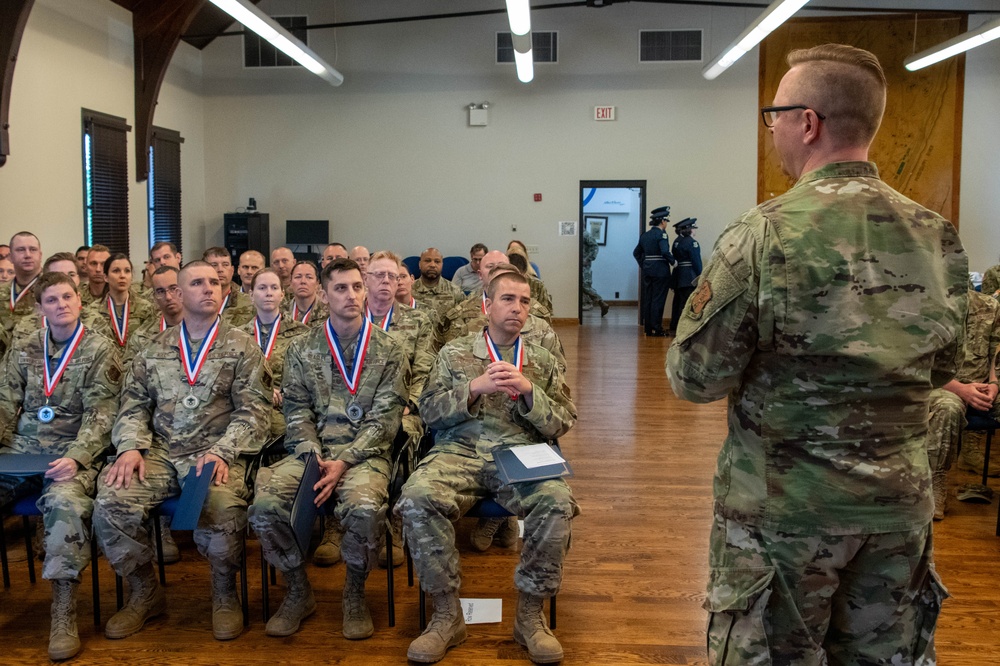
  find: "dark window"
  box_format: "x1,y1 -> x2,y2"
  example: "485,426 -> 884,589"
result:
639,30 -> 703,62
497,31 -> 558,63
148,127 -> 184,253
82,110 -> 130,254
244,16 -> 308,68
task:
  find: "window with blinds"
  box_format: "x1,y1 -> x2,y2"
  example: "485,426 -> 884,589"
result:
148,127 -> 184,252
82,110 -> 130,254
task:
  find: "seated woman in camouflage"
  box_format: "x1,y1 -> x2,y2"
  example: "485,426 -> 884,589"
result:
280,260 -> 328,327
83,253 -> 156,350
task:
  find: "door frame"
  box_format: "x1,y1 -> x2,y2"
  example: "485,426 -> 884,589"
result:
578,180 -> 646,324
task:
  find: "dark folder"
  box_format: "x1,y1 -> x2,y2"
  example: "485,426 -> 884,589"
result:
494,445 -> 573,486
170,461 -> 216,530
0,453 -> 60,477
291,453 -> 322,558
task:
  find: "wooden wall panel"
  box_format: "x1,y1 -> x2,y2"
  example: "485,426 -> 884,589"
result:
758,14 -> 966,227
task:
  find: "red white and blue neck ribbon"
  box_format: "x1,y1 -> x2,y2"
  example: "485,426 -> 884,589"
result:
293,300 -> 314,324
325,316 -> 372,395
10,276 -> 39,312
217,292 -> 230,314
254,314 -> 281,360
481,292 -> 488,314
483,329 -> 523,371
180,317 -> 221,387
409,297 -> 416,308
366,304 -> 393,332
43,320 -> 85,398
159,315 -> 168,332
106,295 -> 130,346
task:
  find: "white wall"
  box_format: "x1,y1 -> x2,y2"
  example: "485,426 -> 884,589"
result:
0,0 -> 206,262
585,187 -> 641,301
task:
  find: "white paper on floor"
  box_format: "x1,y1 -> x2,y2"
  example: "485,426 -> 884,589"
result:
460,598 -> 503,624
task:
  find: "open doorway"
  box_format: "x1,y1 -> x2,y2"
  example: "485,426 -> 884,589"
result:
578,180 -> 646,325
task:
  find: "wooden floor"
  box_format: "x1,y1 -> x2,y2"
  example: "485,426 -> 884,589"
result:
2,305 -> 999,664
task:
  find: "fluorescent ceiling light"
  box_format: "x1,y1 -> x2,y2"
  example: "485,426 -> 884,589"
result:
702,0 -> 811,80
506,0 -> 532,36
209,0 -> 343,86
514,49 -> 534,83
904,17 -> 1000,71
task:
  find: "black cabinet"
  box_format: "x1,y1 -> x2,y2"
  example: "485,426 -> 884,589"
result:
223,213 -> 269,270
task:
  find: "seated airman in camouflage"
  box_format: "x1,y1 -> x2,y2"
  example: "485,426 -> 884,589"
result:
0,231 -> 43,339
83,253 -> 156,351
248,258 -> 407,640
93,261 -> 272,642
280,260 -> 329,327
7,252 -> 84,352
506,249 -> 553,316
204,246 -> 256,327
981,260 -> 1000,300
398,267 -> 578,664
411,248 -> 465,328
0,272 -> 122,660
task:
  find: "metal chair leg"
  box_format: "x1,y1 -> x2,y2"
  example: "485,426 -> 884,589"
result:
22,516 -> 35,583
550,595 -> 557,629
983,430 -> 994,488
152,514 -> 166,586
241,534 -> 249,627
0,516 -> 10,588
261,544 -> 270,622
91,535 -> 101,626
386,517 -> 395,628
419,586 -> 426,630
115,574 -> 124,610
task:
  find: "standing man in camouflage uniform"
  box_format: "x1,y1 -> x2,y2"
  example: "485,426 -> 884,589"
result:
248,258 -> 406,639
0,272 -> 122,660
204,247 -> 255,326
412,248 -> 465,326
666,44 -> 968,664
398,268 -> 577,664
581,228 -> 610,316
633,207 -> 674,337
94,261 -> 272,642
0,231 -> 43,338
667,218 -> 701,336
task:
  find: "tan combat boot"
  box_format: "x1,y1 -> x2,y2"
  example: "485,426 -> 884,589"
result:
514,592 -> 563,663
155,516 -> 180,564
932,470 -> 948,521
265,566 -> 316,637
211,567 -> 243,640
342,566 -> 374,639
313,520 -> 343,566
378,516 -> 405,568
49,580 -> 80,660
105,562 -> 166,639
407,591 -> 467,663
470,516 -> 518,551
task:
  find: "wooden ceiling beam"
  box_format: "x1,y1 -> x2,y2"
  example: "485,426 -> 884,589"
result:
0,0 -> 34,168
131,0 -> 204,181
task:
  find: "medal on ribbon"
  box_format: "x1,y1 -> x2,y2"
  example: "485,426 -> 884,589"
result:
293,300 -> 314,324
326,317 -> 372,421
254,314 -> 281,360
40,321 -> 86,423
366,304 -> 393,332
106,295 -> 130,346
10,276 -> 39,313
179,317 -> 221,409
483,328 -> 523,400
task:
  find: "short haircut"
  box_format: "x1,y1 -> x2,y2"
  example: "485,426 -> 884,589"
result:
104,252 -> 132,275
75,245 -> 91,254
470,243 -> 488,255
153,265 -> 179,277
34,272 -> 78,304
326,242 -> 347,252
508,252 -> 529,274
88,244 -> 111,256
239,250 -> 265,264
486,265 -> 529,299
151,241 -> 179,255
292,260 -> 320,279
786,43 -> 887,147
43,252 -> 78,272
321,257 -> 361,287
203,246 -> 229,261
250,267 -> 281,290
420,247 -> 442,259
10,231 -> 39,246
370,250 -> 402,265
178,259 -> 214,283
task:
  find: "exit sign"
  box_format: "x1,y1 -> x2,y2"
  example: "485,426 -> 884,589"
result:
594,106 -> 616,121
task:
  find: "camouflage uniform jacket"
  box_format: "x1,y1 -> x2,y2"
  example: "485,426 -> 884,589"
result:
666,161 -> 968,536
419,332 -> 576,460
370,303 -> 435,409
84,293 -> 158,350
282,323 -> 407,465
113,319 -> 272,464
436,290 -> 555,350
0,275 -> 42,336
954,290 -> 1000,384
412,276 -> 465,322
981,265 -> 1000,300
527,276 -> 553,315
0,326 -> 122,469
240,315 -> 309,437
122,316 -> 172,366
220,284 -> 256,327
279,296 -> 329,329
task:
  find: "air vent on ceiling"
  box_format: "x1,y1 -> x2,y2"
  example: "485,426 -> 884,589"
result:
244,16 -> 308,68
497,31 -> 558,64
639,30 -> 702,63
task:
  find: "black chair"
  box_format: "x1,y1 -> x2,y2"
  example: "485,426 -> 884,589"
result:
962,408 -> 1000,536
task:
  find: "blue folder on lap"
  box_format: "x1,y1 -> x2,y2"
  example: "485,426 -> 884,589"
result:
0,453 -> 60,476
169,461 -> 216,530
291,453 -> 322,558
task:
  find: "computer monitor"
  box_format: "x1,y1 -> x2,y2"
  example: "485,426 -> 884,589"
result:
286,220 -> 329,245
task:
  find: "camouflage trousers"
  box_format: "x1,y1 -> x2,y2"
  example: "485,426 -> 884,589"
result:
248,454 -> 390,573
926,388 -> 965,472
582,267 -> 602,306
706,515 -> 946,665
0,466 -> 100,582
93,446 -> 250,577
396,450 -> 578,597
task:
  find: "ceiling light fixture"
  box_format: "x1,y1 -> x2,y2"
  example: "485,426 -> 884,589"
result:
904,17 -> 1000,71
702,0 -> 811,80
505,0 -> 534,83
208,0 -> 344,86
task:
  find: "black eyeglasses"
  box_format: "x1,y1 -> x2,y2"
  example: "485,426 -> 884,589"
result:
760,105 -> 826,128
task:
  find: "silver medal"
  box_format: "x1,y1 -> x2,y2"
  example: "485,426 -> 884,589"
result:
38,405 -> 55,423
347,402 -> 364,422
182,394 -> 200,409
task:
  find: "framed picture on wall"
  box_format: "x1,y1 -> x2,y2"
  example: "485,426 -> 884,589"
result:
585,215 -> 608,245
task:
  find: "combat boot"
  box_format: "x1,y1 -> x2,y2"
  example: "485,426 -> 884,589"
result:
469,517 -> 503,551
342,566 -> 374,639
265,566 -> 316,637
49,580 -> 80,660
378,516 -> 405,568
155,516 -> 180,564
493,516 -> 519,548
407,591 -> 467,663
514,592 -> 563,663
105,562 -> 166,639
313,520 -> 343,566
211,567 -> 243,640
599,301 -> 610,317
932,470 -> 948,521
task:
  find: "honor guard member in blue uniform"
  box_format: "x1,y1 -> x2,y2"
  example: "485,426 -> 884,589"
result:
668,218 -> 702,336
633,206 -> 675,337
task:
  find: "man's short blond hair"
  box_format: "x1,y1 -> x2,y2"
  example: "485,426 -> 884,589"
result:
786,43 -> 887,148
370,250 -> 402,266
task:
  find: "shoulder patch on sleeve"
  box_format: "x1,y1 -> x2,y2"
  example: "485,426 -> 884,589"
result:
693,241 -> 700,248
106,362 -> 123,385
662,233 -> 669,240
689,280 -> 713,317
